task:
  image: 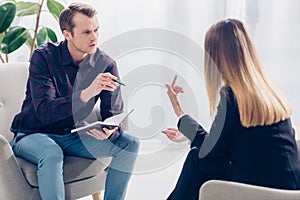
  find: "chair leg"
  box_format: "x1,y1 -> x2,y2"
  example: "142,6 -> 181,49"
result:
92,191 -> 103,200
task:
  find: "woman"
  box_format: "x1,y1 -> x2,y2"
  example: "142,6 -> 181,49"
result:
163,18 -> 300,200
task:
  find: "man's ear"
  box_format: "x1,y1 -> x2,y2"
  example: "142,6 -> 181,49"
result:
63,30 -> 71,40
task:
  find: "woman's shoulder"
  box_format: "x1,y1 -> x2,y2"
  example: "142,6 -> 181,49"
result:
219,85 -> 240,116
221,85 -> 233,94
221,85 -> 235,101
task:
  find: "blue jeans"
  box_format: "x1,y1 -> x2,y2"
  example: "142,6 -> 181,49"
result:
12,131 -> 140,200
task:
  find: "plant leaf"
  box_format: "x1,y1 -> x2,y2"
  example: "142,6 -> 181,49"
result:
46,27 -> 58,43
1,26 -> 30,54
0,2 -> 16,33
47,0 -> 64,21
0,32 -> 4,52
25,35 -> 37,50
16,1 -> 39,16
37,27 -> 58,46
37,27 -> 46,47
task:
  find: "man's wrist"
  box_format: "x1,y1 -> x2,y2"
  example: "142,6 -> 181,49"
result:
80,89 -> 90,103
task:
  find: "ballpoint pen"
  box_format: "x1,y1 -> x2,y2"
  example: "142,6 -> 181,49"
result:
114,79 -> 126,86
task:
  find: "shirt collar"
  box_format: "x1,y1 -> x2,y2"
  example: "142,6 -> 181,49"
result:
61,40 -> 102,68
61,40 -> 74,66
79,48 -> 102,68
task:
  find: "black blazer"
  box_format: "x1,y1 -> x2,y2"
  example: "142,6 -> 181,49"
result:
178,86 -> 300,189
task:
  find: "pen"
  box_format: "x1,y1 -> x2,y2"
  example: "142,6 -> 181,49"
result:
114,79 -> 126,86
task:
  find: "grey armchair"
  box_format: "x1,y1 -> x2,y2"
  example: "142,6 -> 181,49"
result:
0,63 -> 110,200
199,137 -> 300,200
200,179 -> 300,200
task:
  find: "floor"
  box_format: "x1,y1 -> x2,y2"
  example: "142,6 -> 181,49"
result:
78,140 -> 189,200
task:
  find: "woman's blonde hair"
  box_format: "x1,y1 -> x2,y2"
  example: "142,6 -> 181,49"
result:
204,18 -> 292,127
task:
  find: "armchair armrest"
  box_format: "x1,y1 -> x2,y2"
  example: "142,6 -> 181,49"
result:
0,135 -> 33,199
0,134 -> 14,159
200,180 -> 300,200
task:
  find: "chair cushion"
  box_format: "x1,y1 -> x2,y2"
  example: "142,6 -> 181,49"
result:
200,180 -> 300,200
16,156 -> 111,187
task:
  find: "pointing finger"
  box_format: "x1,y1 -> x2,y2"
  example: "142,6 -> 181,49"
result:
171,75 -> 178,89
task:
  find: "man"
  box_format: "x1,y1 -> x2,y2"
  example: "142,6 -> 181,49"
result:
11,2 -> 139,200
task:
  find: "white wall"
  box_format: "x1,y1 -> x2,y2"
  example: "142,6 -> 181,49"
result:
10,0 -> 300,124
8,1 -> 300,199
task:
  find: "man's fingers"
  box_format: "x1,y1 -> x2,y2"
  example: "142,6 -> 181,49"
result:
98,72 -> 118,80
96,73 -> 119,90
86,130 -> 102,140
87,129 -> 108,140
103,127 -> 118,132
97,81 -> 117,92
102,127 -> 117,138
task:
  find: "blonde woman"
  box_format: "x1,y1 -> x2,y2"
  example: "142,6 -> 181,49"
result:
163,18 -> 300,200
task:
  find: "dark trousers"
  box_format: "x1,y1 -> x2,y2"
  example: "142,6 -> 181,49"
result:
167,147 -> 229,200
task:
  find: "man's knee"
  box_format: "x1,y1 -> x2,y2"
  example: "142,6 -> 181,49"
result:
126,136 -> 140,154
38,144 -> 64,166
117,132 -> 140,153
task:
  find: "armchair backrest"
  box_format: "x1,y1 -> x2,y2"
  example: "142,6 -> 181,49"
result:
0,63 -> 29,143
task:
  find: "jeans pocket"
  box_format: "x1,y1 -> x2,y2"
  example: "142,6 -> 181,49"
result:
11,132 -> 26,150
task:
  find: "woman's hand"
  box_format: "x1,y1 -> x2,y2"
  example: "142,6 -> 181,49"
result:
86,127 -> 118,140
162,128 -> 189,143
165,75 -> 185,118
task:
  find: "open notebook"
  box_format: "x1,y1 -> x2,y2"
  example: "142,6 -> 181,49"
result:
71,108 -> 134,133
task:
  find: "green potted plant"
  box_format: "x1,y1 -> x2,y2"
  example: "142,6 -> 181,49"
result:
0,0 -> 65,63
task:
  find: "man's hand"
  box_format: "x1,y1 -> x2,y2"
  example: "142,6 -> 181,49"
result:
165,75 -> 185,118
86,127 -> 118,140
80,72 -> 119,103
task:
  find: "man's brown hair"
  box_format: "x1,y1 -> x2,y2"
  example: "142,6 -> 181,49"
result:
59,2 -> 97,35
